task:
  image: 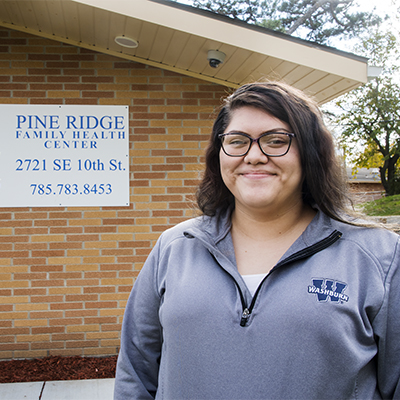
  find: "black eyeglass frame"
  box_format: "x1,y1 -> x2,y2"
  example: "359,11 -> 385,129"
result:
218,131 -> 296,157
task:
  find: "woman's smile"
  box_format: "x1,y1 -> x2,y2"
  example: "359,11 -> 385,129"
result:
220,106 -> 303,215
239,170 -> 276,177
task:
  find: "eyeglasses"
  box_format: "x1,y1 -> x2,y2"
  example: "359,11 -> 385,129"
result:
218,132 -> 296,157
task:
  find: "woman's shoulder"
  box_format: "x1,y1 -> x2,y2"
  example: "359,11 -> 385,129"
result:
156,215 -> 209,244
156,209 -> 230,247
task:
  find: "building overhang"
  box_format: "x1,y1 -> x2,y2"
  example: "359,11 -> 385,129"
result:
0,0 -> 369,103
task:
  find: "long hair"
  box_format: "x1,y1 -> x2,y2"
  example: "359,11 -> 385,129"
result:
196,81 -> 351,222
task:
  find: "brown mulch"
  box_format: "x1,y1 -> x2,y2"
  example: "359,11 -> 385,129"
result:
0,355 -> 117,383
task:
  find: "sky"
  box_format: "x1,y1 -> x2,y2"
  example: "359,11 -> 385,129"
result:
332,0 -> 399,52
359,0 -> 397,15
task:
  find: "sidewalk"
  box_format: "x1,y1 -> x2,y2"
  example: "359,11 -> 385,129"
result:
0,378 -> 115,400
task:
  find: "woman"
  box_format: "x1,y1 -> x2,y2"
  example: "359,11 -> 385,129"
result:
114,82 -> 400,400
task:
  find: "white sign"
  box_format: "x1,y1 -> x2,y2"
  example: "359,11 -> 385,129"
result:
0,105 -> 130,207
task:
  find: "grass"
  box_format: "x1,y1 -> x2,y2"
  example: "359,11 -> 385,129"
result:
358,194 -> 400,216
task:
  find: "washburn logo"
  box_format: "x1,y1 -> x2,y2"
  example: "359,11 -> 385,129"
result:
308,278 -> 349,303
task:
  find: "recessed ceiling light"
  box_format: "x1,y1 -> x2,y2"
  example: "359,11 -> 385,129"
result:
114,36 -> 139,48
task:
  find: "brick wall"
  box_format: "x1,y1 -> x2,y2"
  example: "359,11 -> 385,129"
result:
0,27 -> 227,360
349,182 -> 384,203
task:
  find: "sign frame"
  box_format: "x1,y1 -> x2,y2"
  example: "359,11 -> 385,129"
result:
0,105 -> 130,208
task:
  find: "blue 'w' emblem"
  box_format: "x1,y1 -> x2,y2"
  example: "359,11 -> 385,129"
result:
308,279 -> 349,303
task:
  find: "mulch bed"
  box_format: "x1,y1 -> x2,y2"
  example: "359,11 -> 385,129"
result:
0,355 -> 117,383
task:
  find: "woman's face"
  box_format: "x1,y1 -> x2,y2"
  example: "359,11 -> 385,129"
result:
219,106 -> 304,216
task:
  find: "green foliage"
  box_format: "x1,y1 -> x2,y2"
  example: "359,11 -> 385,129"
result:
184,0 -> 382,44
359,194 -> 400,216
189,0 -> 277,24
330,30 -> 400,196
276,0 -> 382,43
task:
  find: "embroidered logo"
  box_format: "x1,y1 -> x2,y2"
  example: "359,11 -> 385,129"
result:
308,278 -> 349,303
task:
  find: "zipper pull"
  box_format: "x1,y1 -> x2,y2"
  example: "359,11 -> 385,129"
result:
240,308 -> 250,327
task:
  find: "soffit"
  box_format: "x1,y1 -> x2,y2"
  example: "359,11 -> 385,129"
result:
0,0 -> 368,103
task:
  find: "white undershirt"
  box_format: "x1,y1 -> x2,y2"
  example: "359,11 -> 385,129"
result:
241,273 -> 268,296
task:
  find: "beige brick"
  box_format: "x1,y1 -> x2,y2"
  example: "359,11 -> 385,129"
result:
31,234 -> 64,242
66,324 -> 100,333
0,273 -> 12,281
1,311 -> 29,320
48,287 -> 82,295
49,90 -> 80,98
0,98 -> 28,104
150,180 -> 183,187
133,156 -> 165,165
100,339 -> 120,347
0,259 -> 12,266
84,348 -> 118,356
150,120 -> 181,127
150,134 -> 182,142
167,172 -> 199,179
133,187 -> 165,194
99,99 -> 131,105
17,334 -> 50,342
149,91 -> 180,99
168,141 -> 201,149
15,303 -> 48,311
48,257 -> 81,265
98,83 -> 130,91
135,202 -> 168,210
0,67 -> 26,75
14,350 -> 48,358
184,149 -> 204,157
134,142 -> 166,150
135,233 -> 161,241
0,281 -> 29,288
130,150 -> 151,157
100,308 -> 125,316
130,195 -> 150,203
183,119 -> 211,127
116,76 -> 147,84
118,226 -> 150,233
99,234 -> 133,241
0,296 -> 29,304
150,105 -> 180,113
84,241 -> 117,249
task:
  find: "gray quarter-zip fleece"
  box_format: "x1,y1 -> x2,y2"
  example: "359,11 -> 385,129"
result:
114,208 -> 400,400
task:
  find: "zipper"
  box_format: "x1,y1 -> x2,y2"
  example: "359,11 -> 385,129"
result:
240,308 -> 251,327
238,230 -> 342,327
193,228 -> 343,327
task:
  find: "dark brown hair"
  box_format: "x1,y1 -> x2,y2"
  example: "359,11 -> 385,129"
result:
196,81 -> 351,222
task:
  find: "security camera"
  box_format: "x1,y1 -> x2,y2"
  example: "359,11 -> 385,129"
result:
207,50 -> 226,68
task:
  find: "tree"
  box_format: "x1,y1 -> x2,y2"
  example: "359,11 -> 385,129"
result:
330,31 -> 400,196
182,0 -> 382,44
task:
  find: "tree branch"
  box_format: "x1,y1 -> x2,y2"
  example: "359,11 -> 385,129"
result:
286,0 -> 352,35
